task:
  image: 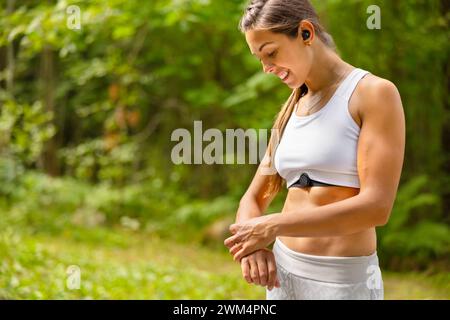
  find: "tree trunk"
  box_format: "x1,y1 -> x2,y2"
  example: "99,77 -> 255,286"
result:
440,0 -> 450,220
40,44 -> 59,176
6,0 -> 15,93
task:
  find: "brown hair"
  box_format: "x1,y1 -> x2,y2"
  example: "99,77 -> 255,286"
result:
239,0 -> 336,198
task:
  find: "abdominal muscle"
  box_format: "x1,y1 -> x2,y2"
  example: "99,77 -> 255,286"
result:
278,186 -> 377,257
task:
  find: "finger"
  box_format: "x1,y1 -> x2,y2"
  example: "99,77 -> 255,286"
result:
256,257 -> 268,287
267,277 -> 280,291
241,259 -> 252,284
248,258 -> 260,285
233,245 -> 252,262
229,242 -> 242,256
229,223 -> 237,234
266,256 -> 277,290
224,234 -> 240,248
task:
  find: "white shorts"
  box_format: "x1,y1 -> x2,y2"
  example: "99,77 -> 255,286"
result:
266,237 -> 384,300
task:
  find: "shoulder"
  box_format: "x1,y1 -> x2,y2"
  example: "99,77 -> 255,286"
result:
353,73 -> 403,122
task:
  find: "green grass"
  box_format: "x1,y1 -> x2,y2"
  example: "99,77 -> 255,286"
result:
0,227 -> 448,300
0,227 -> 262,299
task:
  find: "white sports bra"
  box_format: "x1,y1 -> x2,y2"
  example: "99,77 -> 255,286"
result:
274,67 -> 371,189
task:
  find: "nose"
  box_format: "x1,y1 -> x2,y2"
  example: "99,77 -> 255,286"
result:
262,61 -> 275,74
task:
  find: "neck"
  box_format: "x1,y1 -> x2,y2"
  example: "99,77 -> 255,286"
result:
304,41 -> 352,95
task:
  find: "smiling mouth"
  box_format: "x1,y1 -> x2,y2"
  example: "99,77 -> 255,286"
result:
278,71 -> 289,82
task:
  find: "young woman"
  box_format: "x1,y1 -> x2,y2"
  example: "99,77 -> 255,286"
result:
224,0 -> 405,300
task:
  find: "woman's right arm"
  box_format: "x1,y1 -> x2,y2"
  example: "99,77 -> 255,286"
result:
234,161 -> 281,290
235,162 -> 279,223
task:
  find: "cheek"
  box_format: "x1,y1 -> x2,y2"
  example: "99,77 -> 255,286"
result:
288,50 -> 313,85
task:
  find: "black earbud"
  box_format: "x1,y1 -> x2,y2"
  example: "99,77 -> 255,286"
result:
301,30 -> 310,40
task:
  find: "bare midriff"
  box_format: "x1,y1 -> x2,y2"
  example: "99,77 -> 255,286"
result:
278,186 -> 377,257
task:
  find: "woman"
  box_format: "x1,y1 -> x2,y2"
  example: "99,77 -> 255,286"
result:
224,0 -> 405,300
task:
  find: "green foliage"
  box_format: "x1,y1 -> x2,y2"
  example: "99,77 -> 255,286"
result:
59,139 -> 141,183
0,156 -> 24,199
0,0 -> 448,279
321,0 -> 449,180
0,169 -> 235,243
155,195 -> 238,242
379,175 -> 450,269
0,99 -> 55,164
0,173 -> 131,232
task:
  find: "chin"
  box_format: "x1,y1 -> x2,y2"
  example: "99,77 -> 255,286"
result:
286,82 -> 300,89
285,76 -> 301,89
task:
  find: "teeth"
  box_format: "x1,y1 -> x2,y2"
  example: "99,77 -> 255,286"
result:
279,71 -> 289,80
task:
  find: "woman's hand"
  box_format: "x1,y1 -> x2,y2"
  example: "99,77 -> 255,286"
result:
224,213 -> 279,261
240,248 -> 280,290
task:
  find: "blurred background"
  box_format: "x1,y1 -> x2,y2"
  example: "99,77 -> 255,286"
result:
0,0 -> 448,299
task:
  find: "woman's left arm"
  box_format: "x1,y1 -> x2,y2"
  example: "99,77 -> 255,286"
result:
225,78 -> 405,261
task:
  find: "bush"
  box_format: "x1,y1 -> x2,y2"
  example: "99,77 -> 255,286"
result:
378,175 -> 450,270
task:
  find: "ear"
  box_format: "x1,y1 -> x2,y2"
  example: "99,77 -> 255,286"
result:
298,20 -> 315,45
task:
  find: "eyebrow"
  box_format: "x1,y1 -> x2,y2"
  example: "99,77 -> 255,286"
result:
251,41 -> 274,55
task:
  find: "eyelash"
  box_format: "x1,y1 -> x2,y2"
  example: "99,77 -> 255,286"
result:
257,51 -> 276,62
